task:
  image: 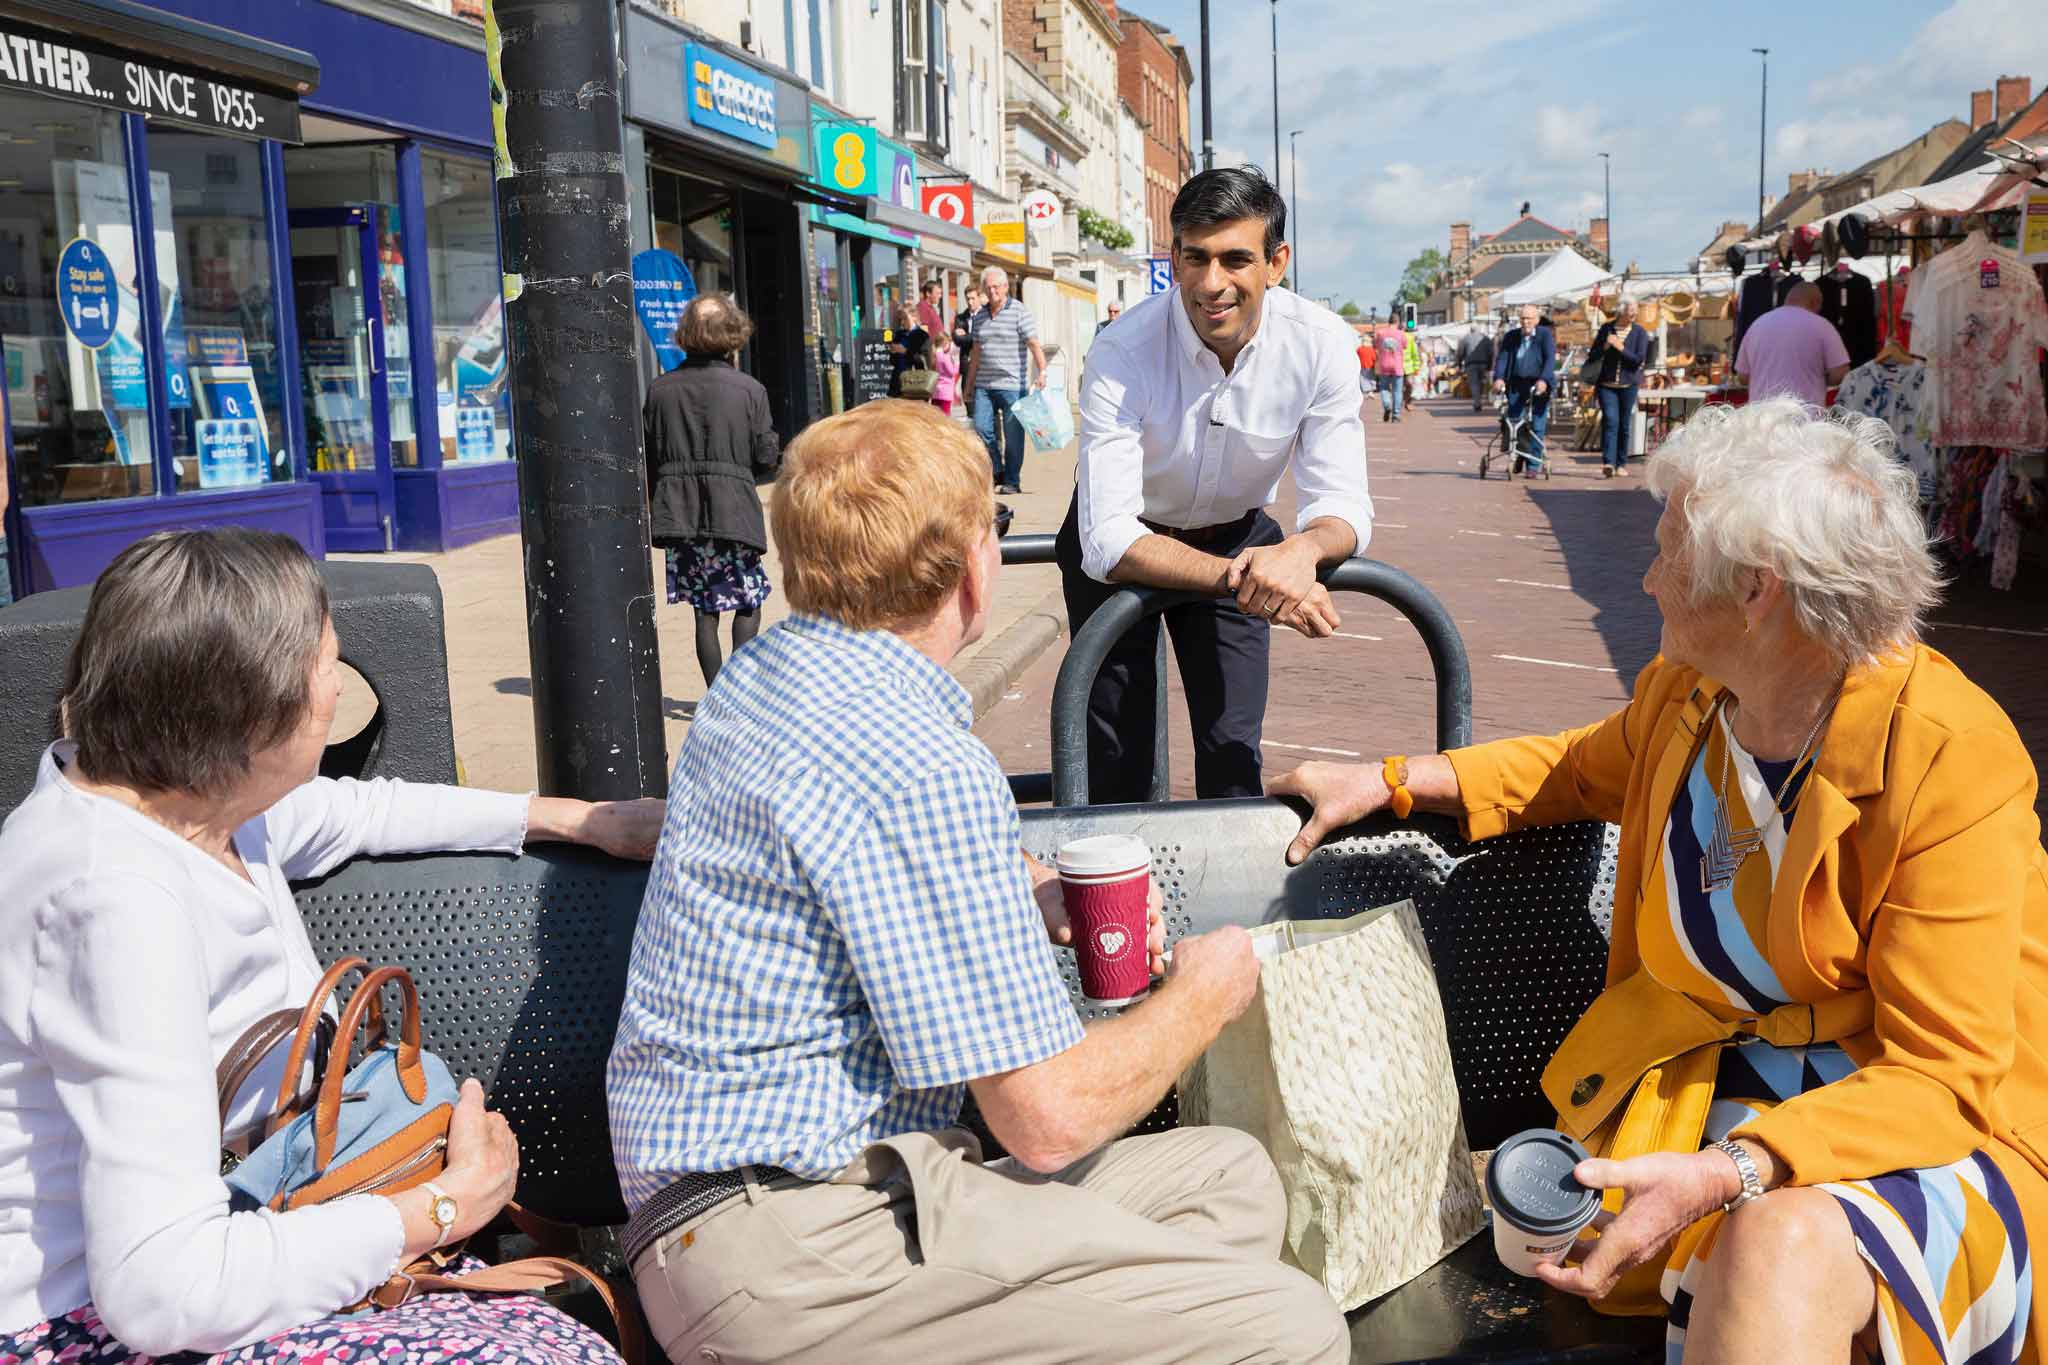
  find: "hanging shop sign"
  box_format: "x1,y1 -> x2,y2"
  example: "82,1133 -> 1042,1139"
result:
55,237 -> 116,349
632,247 -> 697,371
1147,255 -> 1173,295
921,183 -> 975,228
0,18 -> 302,141
815,121 -> 878,197
686,42 -> 777,150
983,219 -> 1026,264
1022,190 -> 1063,229
2022,188 -> 2048,265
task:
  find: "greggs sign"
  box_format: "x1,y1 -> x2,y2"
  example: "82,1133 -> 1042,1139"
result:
686,43 -> 777,150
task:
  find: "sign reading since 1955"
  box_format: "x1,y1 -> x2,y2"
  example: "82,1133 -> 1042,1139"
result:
0,19 -> 302,142
686,42 -> 777,151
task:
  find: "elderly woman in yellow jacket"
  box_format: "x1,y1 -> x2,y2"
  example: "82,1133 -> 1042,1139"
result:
1274,396 -> 2048,1365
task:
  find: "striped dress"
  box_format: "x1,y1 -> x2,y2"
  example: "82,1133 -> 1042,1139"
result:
1644,705 -> 2035,1365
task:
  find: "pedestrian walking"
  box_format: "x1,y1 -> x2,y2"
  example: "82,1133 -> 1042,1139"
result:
1458,325 -> 1495,412
928,328 -> 961,416
1590,299 -> 1653,477
644,293 -> 782,688
887,304 -> 931,399
1095,299 -> 1123,337
1372,318 -> 1406,421
1402,323 -> 1423,407
1492,302 -> 1557,472
962,265 -> 1048,494
954,285 -> 984,366
1061,166 -> 1373,802
1735,282 -> 1850,408
915,277 -> 945,336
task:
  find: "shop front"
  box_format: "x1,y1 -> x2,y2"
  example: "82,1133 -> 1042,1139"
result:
623,8 -> 820,443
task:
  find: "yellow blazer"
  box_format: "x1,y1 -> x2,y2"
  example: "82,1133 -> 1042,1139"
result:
1445,643 -> 2048,1189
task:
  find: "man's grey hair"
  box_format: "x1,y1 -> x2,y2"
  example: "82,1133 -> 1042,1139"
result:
1646,397 -> 1940,669
980,265 -> 1011,289
61,528 -> 331,797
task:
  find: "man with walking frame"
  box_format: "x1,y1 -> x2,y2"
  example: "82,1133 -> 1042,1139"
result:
1059,166 -> 1373,802
1491,302 -> 1555,473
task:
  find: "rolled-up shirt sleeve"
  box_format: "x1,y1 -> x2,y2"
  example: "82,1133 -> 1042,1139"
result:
33,874 -> 406,1355
1292,333 -> 1374,554
1076,342 -> 1152,583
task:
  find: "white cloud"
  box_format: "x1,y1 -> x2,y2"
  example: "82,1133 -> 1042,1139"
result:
1773,113 -> 1913,171
1809,0 -> 2048,104
1533,105 -> 1608,164
1360,163 -> 1482,228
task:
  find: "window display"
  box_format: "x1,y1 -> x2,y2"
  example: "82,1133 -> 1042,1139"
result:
0,95 -> 155,506
423,151 -> 508,462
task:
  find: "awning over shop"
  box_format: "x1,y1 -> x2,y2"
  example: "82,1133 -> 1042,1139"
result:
1055,278 -> 1097,303
913,236 -> 976,270
0,0 -> 317,140
815,208 -> 919,249
865,198 -> 983,251
974,249 -> 1053,282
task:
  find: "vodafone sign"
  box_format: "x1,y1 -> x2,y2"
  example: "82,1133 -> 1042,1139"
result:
921,183 -> 975,228
1022,189 -> 1063,228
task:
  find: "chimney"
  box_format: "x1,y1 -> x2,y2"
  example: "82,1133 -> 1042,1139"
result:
1449,221 -> 1471,263
1971,89 -> 1996,129
1096,0 -> 1117,16
1786,169 -> 1824,196
1589,217 -> 1610,263
1996,75 -> 2033,121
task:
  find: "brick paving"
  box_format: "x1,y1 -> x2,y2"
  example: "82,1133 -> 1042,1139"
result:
974,396 -> 2048,829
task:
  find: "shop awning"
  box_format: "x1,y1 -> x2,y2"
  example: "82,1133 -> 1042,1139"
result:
816,207 -> 919,250
1055,278 -> 1098,303
915,236 -> 976,270
974,249 -> 1053,282
864,198 -> 984,251
0,0 -> 317,139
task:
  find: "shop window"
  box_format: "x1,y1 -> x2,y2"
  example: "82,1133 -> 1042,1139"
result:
649,164 -> 739,306
422,151 -> 509,463
146,129 -> 290,494
813,226 -> 846,414
0,95 -> 155,507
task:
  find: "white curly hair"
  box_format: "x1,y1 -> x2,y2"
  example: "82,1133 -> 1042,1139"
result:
1645,397 -> 1941,669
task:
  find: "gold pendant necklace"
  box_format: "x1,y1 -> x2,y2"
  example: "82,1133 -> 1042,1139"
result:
1698,693 -> 1838,895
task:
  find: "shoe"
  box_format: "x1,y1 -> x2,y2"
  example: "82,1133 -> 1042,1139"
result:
1602,466 -> 1615,479
998,483 -> 1022,495
1616,464 -> 1630,477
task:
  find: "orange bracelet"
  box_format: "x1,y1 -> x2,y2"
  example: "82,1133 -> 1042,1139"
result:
1382,755 -> 1415,819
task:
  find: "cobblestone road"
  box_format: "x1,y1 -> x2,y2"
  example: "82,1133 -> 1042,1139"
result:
974,396 -> 2048,829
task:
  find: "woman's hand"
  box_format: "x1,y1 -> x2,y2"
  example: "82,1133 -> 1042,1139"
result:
1266,762 -> 1391,864
1534,1150 -> 1738,1300
526,795 -> 667,860
393,1078 -> 518,1258
1029,855 -> 1169,977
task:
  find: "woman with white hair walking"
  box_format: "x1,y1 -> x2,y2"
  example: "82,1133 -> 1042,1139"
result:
1274,398 -> 2048,1363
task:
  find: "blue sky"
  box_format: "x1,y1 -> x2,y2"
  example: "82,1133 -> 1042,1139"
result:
1121,0 -> 2047,309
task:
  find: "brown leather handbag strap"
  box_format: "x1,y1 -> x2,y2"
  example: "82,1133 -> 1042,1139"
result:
270,956 -> 370,1133
377,1257 -> 645,1365
312,965 -> 431,1170
218,1009 -> 336,1127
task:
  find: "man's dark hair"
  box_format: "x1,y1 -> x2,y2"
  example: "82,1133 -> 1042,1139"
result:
1170,167 -> 1287,259
921,279 -> 939,295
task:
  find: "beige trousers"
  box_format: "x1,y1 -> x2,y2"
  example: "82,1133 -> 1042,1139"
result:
632,1125 -> 1349,1364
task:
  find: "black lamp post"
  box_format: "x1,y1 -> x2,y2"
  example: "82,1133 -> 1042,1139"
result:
1752,48 -> 1770,232
1199,0 -> 1213,171
1289,128 -> 1304,294
1269,1 -> 1281,184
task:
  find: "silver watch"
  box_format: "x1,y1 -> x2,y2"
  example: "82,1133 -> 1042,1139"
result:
1711,1139 -> 1766,1213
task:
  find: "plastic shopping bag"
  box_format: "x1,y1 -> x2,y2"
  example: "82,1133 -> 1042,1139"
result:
1011,386 -> 1075,452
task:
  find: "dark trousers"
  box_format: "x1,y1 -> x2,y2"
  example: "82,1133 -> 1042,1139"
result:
1597,384 -> 1639,468
1055,502 -> 1281,804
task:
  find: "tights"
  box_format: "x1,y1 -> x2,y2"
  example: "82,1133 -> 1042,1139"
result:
695,607 -> 761,686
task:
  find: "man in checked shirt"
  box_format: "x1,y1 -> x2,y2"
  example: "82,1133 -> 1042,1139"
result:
607,402 -> 1346,1364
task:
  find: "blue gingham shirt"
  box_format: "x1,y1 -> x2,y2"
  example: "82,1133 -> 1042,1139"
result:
606,614 -> 1084,1207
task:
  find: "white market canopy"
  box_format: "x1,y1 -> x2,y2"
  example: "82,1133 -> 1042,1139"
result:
1498,247 -> 1614,306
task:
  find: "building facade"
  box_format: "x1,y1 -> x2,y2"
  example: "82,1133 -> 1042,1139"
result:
1431,211 -> 1611,323
1115,7 -> 1192,253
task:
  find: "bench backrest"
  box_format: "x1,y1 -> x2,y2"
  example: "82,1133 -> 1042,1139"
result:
293,803 -> 1616,1227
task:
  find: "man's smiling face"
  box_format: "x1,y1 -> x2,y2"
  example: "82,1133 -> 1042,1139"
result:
1175,217 -> 1289,360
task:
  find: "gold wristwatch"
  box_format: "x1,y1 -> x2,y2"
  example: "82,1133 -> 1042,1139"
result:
422,1180 -> 459,1247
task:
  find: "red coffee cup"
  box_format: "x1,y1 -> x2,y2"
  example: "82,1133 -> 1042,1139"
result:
1056,835 -> 1152,1006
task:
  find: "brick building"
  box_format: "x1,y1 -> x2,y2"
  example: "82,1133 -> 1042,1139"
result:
1115,7 -> 1194,250
1425,211 -> 1610,322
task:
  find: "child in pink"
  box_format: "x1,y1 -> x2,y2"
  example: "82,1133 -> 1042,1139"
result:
929,330 -> 961,415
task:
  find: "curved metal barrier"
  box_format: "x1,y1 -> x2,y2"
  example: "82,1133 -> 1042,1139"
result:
1048,558 -> 1474,808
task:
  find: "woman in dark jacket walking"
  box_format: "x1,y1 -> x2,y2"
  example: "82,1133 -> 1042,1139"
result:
1589,299 -> 1653,477
644,293 -> 782,685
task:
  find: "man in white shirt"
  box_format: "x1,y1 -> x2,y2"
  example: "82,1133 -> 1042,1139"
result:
1056,167 -> 1372,802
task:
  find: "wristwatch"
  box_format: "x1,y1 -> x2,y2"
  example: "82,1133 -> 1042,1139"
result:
422,1181 -> 459,1247
1710,1139 -> 1766,1213
1381,756 -> 1415,820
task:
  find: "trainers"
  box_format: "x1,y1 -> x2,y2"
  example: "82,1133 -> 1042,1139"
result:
1616,464 -> 1630,477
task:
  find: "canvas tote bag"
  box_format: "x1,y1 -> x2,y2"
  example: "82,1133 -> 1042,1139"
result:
1179,902 -> 1485,1310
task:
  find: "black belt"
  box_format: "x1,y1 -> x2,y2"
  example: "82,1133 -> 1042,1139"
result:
623,1165 -> 798,1266
1139,509 -> 1260,551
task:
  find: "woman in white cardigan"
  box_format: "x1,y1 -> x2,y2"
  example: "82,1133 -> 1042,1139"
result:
0,529 -> 664,1363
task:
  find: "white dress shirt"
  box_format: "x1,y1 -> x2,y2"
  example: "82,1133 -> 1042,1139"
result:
1074,285 -> 1373,582
0,745 -> 529,1354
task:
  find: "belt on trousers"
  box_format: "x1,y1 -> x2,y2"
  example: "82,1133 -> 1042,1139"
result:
1138,509 -> 1260,551
622,1165 -> 799,1266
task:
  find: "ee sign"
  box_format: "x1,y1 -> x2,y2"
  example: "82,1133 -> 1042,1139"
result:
1021,189 -> 1062,229
816,123 -> 878,197
921,183 -> 975,227
686,43 -> 777,150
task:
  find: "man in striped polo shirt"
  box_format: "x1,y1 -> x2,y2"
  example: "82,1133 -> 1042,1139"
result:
962,264 -> 1048,494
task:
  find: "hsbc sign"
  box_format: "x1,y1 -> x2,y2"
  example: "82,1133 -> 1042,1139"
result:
920,183 -> 976,228
1022,189 -> 1062,227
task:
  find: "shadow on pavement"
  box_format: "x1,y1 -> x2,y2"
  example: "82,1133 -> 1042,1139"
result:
1523,485 -> 1664,682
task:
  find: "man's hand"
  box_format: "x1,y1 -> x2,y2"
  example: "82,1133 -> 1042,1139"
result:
1226,537 -> 1321,621
1164,925 -> 1259,1025
1534,380 -> 1550,397
1033,860 -> 1169,977
1275,583 -> 1341,639
1492,377 -> 1506,393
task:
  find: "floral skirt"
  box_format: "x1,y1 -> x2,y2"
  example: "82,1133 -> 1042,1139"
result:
664,539 -> 771,614
0,1264 -> 621,1364
1662,1044 -> 2035,1365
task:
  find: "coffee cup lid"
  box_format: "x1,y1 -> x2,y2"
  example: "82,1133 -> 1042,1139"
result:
1056,834 -> 1151,877
1485,1130 -> 1599,1236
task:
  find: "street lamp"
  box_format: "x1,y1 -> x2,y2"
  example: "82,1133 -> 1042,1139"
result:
1199,0 -> 1213,171
1289,128 -> 1304,295
1752,48 -> 1770,232
1597,151 -> 1611,267
1269,0 -> 1280,184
